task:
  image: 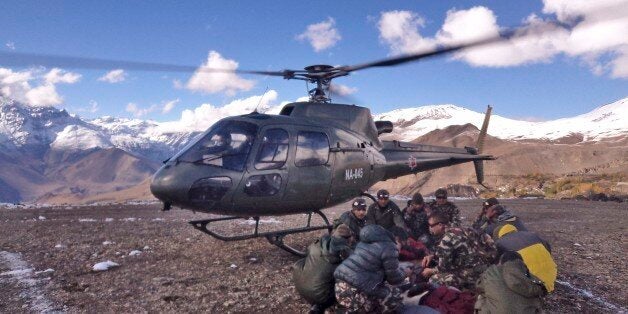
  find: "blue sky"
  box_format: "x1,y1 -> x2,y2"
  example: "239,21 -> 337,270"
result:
1,0 -> 627,123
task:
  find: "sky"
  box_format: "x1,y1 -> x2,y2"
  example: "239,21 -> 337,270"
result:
0,0 -> 627,128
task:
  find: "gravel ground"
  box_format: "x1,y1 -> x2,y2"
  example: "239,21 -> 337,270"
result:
0,199 -> 626,313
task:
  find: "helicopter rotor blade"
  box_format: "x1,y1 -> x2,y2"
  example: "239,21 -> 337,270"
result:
0,51 -> 299,78
338,2 -> 627,74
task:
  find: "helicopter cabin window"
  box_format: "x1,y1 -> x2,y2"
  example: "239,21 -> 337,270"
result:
177,120 -> 257,172
295,131 -> 329,167
255,129 -> 289,170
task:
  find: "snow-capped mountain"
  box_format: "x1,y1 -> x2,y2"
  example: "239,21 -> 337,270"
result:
375,98 -> 628,142
1,96 -> 626,164
0,97 -> 199,162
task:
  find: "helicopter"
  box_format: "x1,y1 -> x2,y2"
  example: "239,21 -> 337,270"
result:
145,63 -> 495,255
2,11 -> 606,255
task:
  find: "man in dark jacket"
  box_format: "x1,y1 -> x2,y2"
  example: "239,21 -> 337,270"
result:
402,193 -> 431,245
485,205 -> 528,239
472,197 -> 499,232
333,198 -> 368,243
366,189 -> 406,231
334,224 -> 409,313
293,225 -> 353,314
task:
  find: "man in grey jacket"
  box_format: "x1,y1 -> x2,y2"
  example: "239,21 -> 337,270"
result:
334,224 -> 410,313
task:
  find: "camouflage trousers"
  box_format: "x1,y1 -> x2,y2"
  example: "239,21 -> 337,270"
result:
429,266 -> 486,290
334,280 -> 403,314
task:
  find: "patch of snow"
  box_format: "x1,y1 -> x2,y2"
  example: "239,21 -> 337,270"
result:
54,244 -> 66,249
38,216 -> 46,220
129,250 -> 142,256
102,241 -> 113,246
229,264 -> 237,269
574,243 -> 582,247
151,218 -> 165,221
143,246 -> 151,250
78,218 -> 97,222
105,218 -> 114,222
556,280 -> 625,312
239,218 -> 282,225
122,217 -> 137,222
35,269 -> 54,275
92,260 -> 119,271
0,251 -> 57,312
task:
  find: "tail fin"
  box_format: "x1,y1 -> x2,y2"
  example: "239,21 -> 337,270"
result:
474,105 -> 492,185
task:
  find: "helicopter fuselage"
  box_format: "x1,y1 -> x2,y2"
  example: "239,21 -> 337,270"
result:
150,101 -> 492,216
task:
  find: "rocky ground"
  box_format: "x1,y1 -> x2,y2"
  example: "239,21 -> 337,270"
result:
0,199 -> 626,313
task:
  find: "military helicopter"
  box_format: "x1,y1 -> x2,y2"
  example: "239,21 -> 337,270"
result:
146,63 -> 495,255
3,12 -> 600,255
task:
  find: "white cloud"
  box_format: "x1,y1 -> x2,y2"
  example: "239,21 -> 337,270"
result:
45,68 -> 82,84
161,99 -> 180,114
330,83 -> 358,96
5,42 -> 15,50
126,102 -> 157,118
25,84 -> 62,106
296,17 -> 342,52
98,69 -> 127,83
0,67 -> 81,106
378,11 -> 436,54
185,51 -> 255,95
377,2 -> 628,78
158,90 -> 280,132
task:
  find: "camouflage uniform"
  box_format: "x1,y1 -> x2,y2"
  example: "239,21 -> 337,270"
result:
429,201 -> 462,227
335,280 -> 404,314
472,215 -> 489,232
430,227 -> 496,290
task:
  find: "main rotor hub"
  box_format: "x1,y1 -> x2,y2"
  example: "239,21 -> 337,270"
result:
295,64 -> 348,102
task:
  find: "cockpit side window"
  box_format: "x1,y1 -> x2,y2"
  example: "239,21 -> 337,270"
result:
255,128 -> 289,170
295,131 -> 329,167
177,120 -> 257,172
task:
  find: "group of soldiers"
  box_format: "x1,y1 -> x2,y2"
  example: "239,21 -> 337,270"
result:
292,188 -> 557,313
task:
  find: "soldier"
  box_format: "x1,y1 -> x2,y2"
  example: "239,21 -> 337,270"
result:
475,227 -> 556,313
333,198 -> 367,243
485,204 -> 527,239
293,225 -> 353,314
472,197 -> 499,232
366,189 -> 406,231
334,224 -> 411,313
421,212 -> 496,290
428,188 -> 461,227
402,193 -> 431,244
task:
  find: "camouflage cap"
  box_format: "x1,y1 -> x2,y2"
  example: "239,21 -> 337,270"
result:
333,224 -> 353,239
411,193 -> 424,204
352,198 -> 367,209
435,188 -> 447,198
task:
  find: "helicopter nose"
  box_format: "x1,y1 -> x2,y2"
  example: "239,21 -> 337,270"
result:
150,165 -> 187,205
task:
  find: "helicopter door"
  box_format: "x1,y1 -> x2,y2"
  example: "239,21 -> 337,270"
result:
231,128 -> 290,215
283,130 -> 332,209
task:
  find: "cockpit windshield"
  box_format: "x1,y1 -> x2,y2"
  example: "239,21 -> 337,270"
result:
177,120 -> 258,171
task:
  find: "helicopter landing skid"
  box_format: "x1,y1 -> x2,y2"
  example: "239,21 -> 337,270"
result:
188,210 -> 332,257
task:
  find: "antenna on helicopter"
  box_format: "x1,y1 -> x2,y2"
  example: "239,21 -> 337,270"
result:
254,87 -> 269,113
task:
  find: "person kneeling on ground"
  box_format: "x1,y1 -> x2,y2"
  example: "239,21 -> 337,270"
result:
485,204 -> 527,239
333,198 -> 368,244
334,224 -> 411,313
293,224 -> 354,314
421,213 -> 496,291
475,227 -> 557,313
